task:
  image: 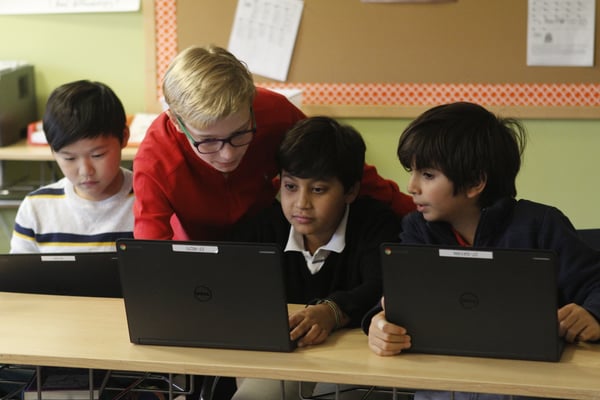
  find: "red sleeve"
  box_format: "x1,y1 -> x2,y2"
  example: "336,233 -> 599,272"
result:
133,170 -> 175,240
358,163 -> 415,217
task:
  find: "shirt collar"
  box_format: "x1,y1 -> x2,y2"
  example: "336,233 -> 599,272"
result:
284,205 -> 350,274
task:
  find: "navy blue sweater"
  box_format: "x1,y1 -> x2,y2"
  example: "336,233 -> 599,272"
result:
362,197 -> 600,331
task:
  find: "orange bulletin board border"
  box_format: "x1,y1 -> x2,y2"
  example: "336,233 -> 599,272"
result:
148,0 -> 600,119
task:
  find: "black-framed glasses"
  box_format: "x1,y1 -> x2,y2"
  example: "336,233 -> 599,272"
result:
176,108 -> 257,154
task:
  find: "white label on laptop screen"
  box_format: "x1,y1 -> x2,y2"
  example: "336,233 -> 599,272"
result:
439,249 -> 493,259
172,244 -> 219,254
41,255 -> 76,262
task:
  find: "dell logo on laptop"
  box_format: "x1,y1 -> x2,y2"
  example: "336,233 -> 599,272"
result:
194,286 -> 213,302
459,292 -> 479,309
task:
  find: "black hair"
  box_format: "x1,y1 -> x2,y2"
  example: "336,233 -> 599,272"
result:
277,116 -> 366,192
397,102 -> 526,207
43,80 -> 126,151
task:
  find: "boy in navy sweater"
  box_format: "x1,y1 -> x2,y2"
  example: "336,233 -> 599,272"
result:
365,102 -> 600,400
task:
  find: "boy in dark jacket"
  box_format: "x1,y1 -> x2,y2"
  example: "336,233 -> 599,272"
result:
365,102 -> 600,400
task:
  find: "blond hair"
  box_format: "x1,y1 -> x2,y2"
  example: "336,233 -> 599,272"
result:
163,45 -> 256,128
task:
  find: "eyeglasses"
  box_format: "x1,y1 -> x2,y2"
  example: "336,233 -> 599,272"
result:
176,108 -> 257,154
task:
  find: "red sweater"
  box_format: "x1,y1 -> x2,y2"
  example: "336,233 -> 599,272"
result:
133,88 -> 414,240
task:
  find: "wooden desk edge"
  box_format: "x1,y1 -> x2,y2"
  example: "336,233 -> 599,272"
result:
2,350 -> 597,400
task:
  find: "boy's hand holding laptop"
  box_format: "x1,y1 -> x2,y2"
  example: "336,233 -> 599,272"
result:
558,303 -> 600,343
367,295 -> 600,358
367,302 -> 411,357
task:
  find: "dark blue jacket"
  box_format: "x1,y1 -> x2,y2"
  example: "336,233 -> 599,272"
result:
362,197 -> 600,331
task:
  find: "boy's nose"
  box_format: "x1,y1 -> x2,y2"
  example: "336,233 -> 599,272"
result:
79,161 -> 95,177
295,191 -> 311,209
407,175 -> 419,195
218,142 -> 238,160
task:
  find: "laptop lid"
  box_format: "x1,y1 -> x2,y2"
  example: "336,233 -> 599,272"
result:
116,238 -> 295,352
381,243 -> 564,362
0,252 -> 121,298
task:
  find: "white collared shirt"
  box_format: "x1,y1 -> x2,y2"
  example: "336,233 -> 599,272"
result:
284,205 -> 349,275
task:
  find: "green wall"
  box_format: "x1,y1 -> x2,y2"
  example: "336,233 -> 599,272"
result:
0,9 -> 146,117
0,7 -> 599,254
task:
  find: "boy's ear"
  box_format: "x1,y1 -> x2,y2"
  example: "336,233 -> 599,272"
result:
166,109 -> 182,132
121,126 -> 130,148
466,176 -> 487,199
345,182 -> 360,204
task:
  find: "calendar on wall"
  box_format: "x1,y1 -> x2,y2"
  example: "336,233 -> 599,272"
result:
527,0 -> 596,66
228,0 -> 304,81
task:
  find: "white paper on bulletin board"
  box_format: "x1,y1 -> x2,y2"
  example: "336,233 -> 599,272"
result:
228,0 -> 304,82
527,0 -> 596,66
0,0 -> 140,14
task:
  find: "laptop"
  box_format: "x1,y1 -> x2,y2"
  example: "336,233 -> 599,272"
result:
0,252 -> 121,297
380,243 -> 565,362
116,238 -> 295,352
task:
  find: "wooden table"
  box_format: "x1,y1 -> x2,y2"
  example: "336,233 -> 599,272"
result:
0,140 -> 137,161
0,292 -> 599,399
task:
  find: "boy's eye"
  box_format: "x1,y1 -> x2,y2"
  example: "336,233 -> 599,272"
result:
312,186 -> 327,194
91,152 -> 106,158
283,182 -> 297,191
418,169 -> 437,179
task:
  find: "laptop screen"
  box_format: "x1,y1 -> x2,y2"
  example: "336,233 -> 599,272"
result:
0,252 -> 121,298
117,239 -> 295,352
380,243 -> 564,362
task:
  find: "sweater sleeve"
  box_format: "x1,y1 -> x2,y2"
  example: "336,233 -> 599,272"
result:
361,301 -> 384,334
537,207 -> 600,322
133,168 -> 179,240
359,163 -> 415,217
326,198 -> 402,327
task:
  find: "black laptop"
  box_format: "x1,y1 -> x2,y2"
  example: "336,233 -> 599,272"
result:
0,252 -> 121,297
116,238 -> 295,352
380,243 -> 565,362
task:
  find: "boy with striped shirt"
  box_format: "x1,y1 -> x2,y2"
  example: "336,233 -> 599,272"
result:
10,80 -> 133,253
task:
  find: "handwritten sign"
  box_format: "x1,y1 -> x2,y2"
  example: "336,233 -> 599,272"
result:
0,0 -> 140,14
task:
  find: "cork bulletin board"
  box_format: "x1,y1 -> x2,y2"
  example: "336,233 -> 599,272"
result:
146,0 -> 600,118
